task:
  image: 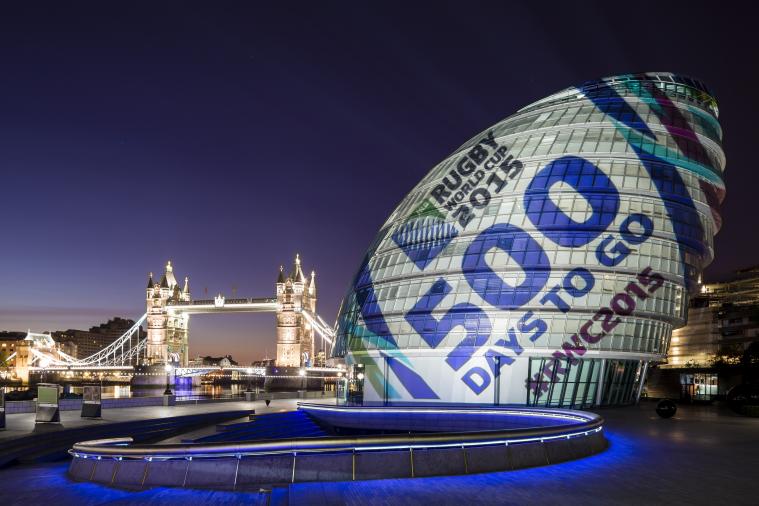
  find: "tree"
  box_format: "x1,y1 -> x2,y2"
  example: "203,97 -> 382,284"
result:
742,342 -> 759,384
710,344 -> 744,371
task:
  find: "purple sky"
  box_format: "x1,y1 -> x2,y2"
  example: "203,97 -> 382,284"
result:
0,2 -> 755,364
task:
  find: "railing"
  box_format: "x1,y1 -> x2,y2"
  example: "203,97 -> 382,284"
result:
29,313 -> 147,368
169,298 -> 277,306
70,405 -> 604,459
174,392 -> 246,404
67,404 -> 607,488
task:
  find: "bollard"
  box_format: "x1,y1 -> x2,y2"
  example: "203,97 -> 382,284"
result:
656,399 -> 677,418
0,390 -> 5,430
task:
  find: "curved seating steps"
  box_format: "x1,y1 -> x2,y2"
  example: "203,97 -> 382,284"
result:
0,410 -> 252,468
68,431 -> 607,490
187,411 -> 327,443
68,405 -> 607,489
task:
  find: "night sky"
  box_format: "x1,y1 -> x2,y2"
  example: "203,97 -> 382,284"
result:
1,2 -> 755,363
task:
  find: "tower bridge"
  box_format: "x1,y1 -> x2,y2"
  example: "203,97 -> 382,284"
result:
22,254 -> 338,379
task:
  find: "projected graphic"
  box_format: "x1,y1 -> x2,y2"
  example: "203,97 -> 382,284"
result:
334,73 -> 726,407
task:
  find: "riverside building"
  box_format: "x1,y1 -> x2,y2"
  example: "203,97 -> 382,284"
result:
334,73 -> 726,407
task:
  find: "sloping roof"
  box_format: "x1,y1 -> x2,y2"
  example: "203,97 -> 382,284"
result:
308,271 -> 317,297
291,254 -> 305,283
165,261 -> 178,288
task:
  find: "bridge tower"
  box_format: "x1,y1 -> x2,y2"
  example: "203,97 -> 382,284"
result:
145,261 -> 191,366
275,254 -> 317,367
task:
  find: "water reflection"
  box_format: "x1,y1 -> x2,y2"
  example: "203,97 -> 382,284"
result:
1,383 -> 250,399
130,384 -> 248,399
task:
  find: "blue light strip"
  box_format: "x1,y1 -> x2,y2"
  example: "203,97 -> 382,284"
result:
69,426 -> 603,461
299,403 -> 593,423
69,405 -> 602,462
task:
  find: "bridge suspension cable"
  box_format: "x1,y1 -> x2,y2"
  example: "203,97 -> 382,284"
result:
300,309 -> 336,356
27,306 -> 337,371
30,313 -> 148,368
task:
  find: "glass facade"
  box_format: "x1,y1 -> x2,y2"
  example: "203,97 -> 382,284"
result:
334,73 -> 726,407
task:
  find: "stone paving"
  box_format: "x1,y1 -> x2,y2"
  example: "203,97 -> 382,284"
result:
0,397 -> 319,442
0,400 -> 756,505
287,401 -> 759,506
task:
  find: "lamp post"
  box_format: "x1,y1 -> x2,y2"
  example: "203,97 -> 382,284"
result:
299,368 -> 306,390
163,363 -> 173,395
354,366 -> 365,405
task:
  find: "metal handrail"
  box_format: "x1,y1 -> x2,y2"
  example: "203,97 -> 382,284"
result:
169,298 -> 277,306
70,405 -> 603,460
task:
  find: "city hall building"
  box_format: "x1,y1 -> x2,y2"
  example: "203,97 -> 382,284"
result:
333,72 -> 726,407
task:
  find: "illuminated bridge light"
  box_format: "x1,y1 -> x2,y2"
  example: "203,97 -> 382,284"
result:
333,72 -> 725,408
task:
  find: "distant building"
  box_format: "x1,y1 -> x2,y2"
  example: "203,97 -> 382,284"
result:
333,72 -> 725,407
141,256 -> 323,369
276,254 -> 317,367
1,330 -> 76,384
666,268 -> 759,368
649,267 -> 759,400
145,261 -> 191,365
251,357 -> 275,368
189,354 -> 239,368
0,332 -> 29,382
52,317 -> 145,360
0,331 -> 27,355
55,338 -> 78,359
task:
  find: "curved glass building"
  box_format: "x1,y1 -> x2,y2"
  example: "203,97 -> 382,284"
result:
334,73 -> 726,407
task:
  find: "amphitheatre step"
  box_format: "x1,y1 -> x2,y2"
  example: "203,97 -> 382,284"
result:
0,410 -> 252,467
192,411 -> 327,443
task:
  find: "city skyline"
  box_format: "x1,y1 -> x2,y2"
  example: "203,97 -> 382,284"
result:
2,2 -> 757,364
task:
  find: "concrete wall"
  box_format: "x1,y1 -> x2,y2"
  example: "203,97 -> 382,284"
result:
6,390 -> 334,413
69,431 -> 607,489
302,405 -> 576,433
5,395 -> 170,414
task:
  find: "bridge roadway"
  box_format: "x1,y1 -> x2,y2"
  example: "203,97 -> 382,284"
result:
167,297 -> 277,314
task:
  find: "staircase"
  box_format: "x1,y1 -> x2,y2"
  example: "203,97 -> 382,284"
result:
0,410 -> 252,468
189,410 -> 327,443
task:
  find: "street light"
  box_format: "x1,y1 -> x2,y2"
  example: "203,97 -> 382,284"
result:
299,368 -> 306,390
164,363 -> 173,395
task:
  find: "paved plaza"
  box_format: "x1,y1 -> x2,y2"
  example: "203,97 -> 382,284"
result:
287,401 -> 758,505
0,400 -> 756,505
0,398 -> 311,442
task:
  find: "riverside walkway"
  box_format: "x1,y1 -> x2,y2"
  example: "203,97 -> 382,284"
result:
0,396 -> 336,468
0,400 -> 755,505
286,401 -> 759,506
0,398 -> 308,442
